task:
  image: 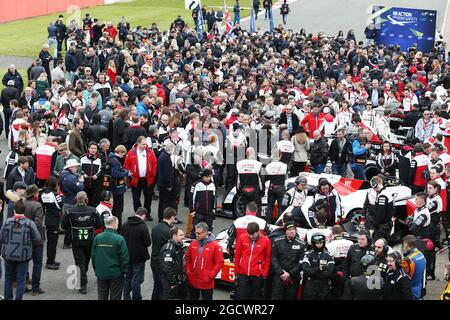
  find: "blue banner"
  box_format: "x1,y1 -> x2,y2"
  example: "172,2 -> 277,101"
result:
372,6 -> 436,52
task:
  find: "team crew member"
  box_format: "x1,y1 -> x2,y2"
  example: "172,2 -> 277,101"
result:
189,168 -> 216,237
35,136 -> 58,187
409,143 -> 430,193
159,227 -> 186,299
306,204 -> 332,244
150,208 -> 177,300
407,192 -> 432,240
312,178 -> 342,227
373,238 -> 389,279
302,233 -> 335,300
236,147 -> 265,210
327,225 -> 353,299
402,235 -> 427,300
343,230 -> 375,279
227,202 -> 270,259
95,191 -> 114,234
281,175 -> 308,227
185,222 -> 224,300
61,191 -> 103,294
342,255 -> 384,300
429,166 -> 447,212
264,149 -> 288,223
367,176 -> 394,241
376,141 -> 396,177
80,142 -> 103,207
234,222 -> 272,300
271,221 -> 306,300
382,252 -> 413,300
124,136 -> 158,222
40,176 -> 63,270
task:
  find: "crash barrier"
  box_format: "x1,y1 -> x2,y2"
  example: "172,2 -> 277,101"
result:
0,0 -> 131,23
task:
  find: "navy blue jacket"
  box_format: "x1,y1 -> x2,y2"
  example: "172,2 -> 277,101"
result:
157,150 -> 175,188
109,153 -> 128,196
59,170 -> 84,205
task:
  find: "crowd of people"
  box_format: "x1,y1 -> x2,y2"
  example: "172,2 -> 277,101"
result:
0,4 -> 450,300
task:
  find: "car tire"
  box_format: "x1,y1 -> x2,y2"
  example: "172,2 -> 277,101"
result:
346,209 -> 365,230
233,195 -> 246,218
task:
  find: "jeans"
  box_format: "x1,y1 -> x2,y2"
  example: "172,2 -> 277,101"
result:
188,286 -> 213,300
3,107 -> 12,139
233,14 -> 240,25
282,14 -> 287,25
123,262 -> 145,300
236,275 -> 264,300
48,37 -> 58,60
151,261 -> 163,300
97,275 -> 124,300
351,164 -> 366,180
313,164 -> 326,174
4,260 -> 29,300
32,245 -> 44,290
332,163 -> 348,177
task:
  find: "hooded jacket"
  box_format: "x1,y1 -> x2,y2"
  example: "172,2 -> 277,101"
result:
185,233 -> 224,289
121,216 -> 152,264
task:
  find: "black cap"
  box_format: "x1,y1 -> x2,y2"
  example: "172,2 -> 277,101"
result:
294,126 -> 305,134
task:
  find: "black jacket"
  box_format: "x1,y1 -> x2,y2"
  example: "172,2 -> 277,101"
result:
151,221 -> 171,263
343,244 -> 375,279
86,124 -> 108,143
157,150 -> 176,188
61,204 -> 103,247
309,137 -> 329,165
2,71 -> 24,94
382,268 -> 413,300
159,239 -> 184,286
1,86 -> 20,109
6,166 -> 35,191
123,125 -> 147,150
271,235 -> 305,278
121,216 -> 152,264
328,138 -> 352,164
111,118 -> 128,149
404,110 -> 421,128
278,112 -> 300,134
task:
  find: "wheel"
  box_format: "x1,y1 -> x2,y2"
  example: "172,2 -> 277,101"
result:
233,195 -> 246,218
365,164 -> 380,181
346,209 -> 365,230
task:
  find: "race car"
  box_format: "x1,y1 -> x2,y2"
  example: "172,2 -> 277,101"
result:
217,172 -> 412,226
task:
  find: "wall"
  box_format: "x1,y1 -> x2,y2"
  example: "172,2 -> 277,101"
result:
0,0 -> 104,23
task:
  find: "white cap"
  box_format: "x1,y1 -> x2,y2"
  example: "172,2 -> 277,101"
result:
323,107 -> 331,114
64,159 -> 80,169
164,66 -> 174,73
424,91 -> 432,98
178,83 -> 187,90
7,80 -> 14,86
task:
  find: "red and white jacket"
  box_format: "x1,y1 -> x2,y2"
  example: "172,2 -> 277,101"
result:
234,233 -> 272,278
231,212 -> 268,240
409,153 -> 430,187
124,144 -> 157,188
431,176 -> 447,212
35,143 -> 57,180
185,234 -> 224,290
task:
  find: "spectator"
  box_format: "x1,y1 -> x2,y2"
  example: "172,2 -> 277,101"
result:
92,216 -> 129,300
6,156 -> 34,192
121,207 -> 152,300
309,130 -> 329,174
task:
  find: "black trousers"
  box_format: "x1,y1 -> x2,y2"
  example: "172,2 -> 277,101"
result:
158,185 -> 180,222
373,222 -> 392,242
302,280 -> 330,300
151,261 -> 163,300
191,213 -> 214,238
271,276 -> 299,300
236,275 -> 264,300
131,178 -> 154,215
290,161 -> 307,177
188,286 -> 213,300
225,164 -> 237,192
112,194 -> 124,226
3,108 -> 11,139
267,186 -> 285,224
46,225 -> 59,264
97,275 -> 124,300
72,244 -> 92,287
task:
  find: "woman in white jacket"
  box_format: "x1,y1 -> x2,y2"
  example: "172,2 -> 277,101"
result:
290,126 -> 310,177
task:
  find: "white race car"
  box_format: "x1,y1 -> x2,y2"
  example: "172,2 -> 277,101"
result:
217,172 -> 412,233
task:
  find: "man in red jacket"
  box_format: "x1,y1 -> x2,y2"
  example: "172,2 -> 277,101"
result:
185,222 -> 224,300
300,103 -> 325,138
124,136 -> 157,221
234,222 -> 272,300
35,136 -> 57,187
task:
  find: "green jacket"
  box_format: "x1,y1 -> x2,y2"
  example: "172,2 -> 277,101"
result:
53,153 -> 80,177
92,228 -> 129,280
